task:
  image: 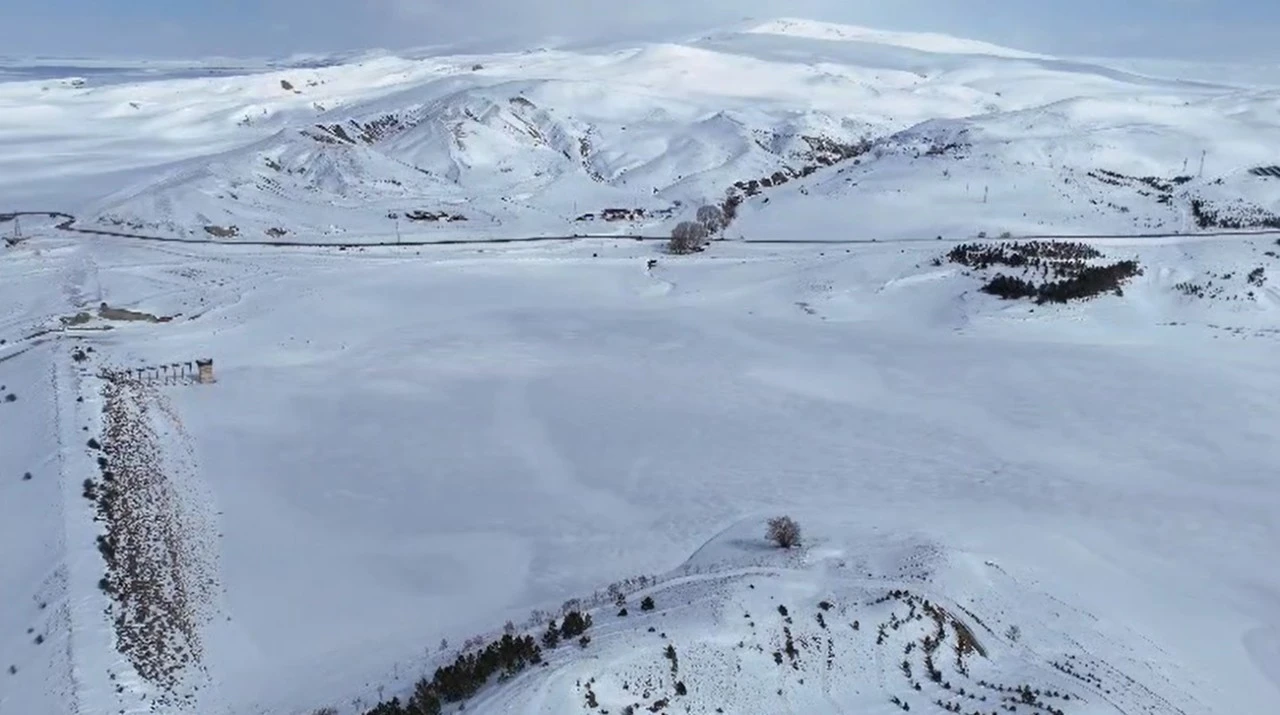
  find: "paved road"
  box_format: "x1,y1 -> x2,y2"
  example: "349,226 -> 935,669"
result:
5,210 -> 1280,248
3,211 -> 664,247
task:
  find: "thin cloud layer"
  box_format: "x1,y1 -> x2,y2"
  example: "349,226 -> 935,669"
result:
1,0 -> 1277,60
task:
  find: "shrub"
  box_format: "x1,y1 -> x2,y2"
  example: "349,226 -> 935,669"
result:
640,596 -> 655,611
668,221 -> 709,254
766,516 -> 801,549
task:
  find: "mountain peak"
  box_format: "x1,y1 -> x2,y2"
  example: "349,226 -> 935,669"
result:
742,17 -> 1045,60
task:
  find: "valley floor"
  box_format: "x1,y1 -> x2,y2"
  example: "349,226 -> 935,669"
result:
1,232 -> 1278,715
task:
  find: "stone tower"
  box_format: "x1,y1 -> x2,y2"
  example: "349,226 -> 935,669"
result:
196,358 -> 215,384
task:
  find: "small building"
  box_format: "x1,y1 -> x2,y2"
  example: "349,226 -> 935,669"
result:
196,359 -> 215,384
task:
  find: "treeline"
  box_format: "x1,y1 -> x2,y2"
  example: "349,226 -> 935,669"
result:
981,260 -> 1141,303
1190,198 -> 1280,230
361,611 -> 594,715
947,241 -> 1101,271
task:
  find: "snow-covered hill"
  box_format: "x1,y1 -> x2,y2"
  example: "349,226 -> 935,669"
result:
4,18 -> 1279,242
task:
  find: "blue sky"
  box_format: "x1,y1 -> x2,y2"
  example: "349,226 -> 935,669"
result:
3,0 -> 1279,60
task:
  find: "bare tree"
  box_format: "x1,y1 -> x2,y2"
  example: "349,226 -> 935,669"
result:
695,205 -> 725,234
766,516 -> 802,549
1005,624 -> 1021,643
668,221 -> 709,254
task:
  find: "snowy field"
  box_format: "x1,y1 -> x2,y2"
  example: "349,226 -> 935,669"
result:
1,16 -> 1279,715
2,232 -> 1278,715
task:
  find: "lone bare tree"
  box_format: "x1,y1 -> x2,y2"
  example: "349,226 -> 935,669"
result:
668,221 -> 709,254
695,205 -> 726,235
766,516 -> 801,549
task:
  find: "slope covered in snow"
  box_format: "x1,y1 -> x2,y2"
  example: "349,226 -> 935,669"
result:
3,18 -> 1278,243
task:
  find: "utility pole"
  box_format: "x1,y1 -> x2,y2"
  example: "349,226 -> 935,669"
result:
983,186 -> 989,204
394,217 -> 401,244
13,216 -> 21,240
1198,150 -> 1206,178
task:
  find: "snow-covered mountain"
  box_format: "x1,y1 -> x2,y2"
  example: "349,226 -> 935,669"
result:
4,18 -> 1278,242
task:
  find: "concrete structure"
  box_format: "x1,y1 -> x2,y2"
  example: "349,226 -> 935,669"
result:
99,358 -> 213,386
196,358 -> 215,384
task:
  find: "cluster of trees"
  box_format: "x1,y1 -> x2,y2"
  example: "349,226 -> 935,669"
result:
981,275 -> 1039,300
668,205 -> 728,254
947,241 -> 1101,271
362,633 -> 542,715
541,610 -> 593,648
981,260 -> 1142,304
1035,260 -> 1141,303
361,610 -> 596,715
950,240 -> 1142,304
1191,198 -> 1280,230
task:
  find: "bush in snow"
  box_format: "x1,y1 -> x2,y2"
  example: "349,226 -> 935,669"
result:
767,516 -> 802,549
640,596 -> 655,611
668,221 -> 709,254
